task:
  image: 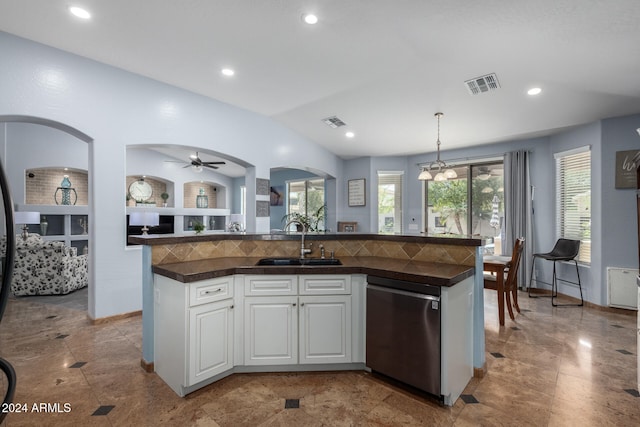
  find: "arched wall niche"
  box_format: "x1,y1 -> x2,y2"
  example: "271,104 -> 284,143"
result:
183,181 -> 223,209
126,175 -> 174,207
26,167 -> 88,206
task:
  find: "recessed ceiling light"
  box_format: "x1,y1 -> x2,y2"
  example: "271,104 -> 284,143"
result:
221,68 -> 235,77
303,14 -> 318,25
69,6 -> 91,20
345,131 -> 355,138
527,87 -> 542,96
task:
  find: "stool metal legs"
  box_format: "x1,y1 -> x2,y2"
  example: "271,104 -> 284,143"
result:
528,256 -> 584,306
551,259 -> 583,307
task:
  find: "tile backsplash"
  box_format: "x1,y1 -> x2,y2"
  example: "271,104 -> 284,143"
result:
152,239 -> 476,267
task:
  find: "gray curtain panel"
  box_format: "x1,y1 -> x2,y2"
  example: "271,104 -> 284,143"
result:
503,150 -> 533,289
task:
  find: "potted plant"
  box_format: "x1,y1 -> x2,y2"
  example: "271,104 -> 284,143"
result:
193,221 -> 205,234
281,205 -> 326,232
160,192 -> 169,207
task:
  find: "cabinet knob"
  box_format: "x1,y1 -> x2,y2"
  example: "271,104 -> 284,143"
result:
230,305 -> 234,309
301,303 -> 305,307
292,303 -> 296,307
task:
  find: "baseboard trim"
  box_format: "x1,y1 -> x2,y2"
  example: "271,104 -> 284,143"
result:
89,310 -> 142,324
526,289 -> 636,316
474,364 -> 487,379
140,359 -> 154,373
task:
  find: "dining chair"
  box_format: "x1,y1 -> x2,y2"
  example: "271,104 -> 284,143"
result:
483,237 -> 525,325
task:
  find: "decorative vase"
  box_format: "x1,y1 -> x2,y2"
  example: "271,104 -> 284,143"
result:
40,216 -> 48,236
55,175 -> 77,205
196,188 -> 208,209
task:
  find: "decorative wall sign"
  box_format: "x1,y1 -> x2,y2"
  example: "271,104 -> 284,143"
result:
256,178 -> 270,196
348,178 -> 366,207
256,200 -> 270,217
615,150 -> 640,189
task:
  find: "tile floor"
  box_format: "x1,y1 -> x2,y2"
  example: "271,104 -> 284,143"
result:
0,289 -> 638,426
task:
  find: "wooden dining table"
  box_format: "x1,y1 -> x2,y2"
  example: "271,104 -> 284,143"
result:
483,255 -> 513,326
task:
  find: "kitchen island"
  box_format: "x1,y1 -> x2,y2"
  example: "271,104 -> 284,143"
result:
130,232 -> 487,405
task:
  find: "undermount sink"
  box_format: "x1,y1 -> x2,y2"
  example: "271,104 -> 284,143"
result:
256,257 -> 342,266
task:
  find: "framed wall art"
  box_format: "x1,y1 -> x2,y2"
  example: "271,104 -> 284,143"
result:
348,178 -> 366,207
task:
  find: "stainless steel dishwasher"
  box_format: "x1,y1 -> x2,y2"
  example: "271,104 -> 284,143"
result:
366,276 -> 441,397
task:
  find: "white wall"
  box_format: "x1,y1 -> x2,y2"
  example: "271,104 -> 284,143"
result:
4,123 -> 89,205
0,31 -> 342,319
126,147 -> 234,209
1,31 -> 637,313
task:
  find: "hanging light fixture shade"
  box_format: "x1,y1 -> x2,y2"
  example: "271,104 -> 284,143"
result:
418,112 -> 456,181
444,168 -> 458,179
418,169 -> 432,180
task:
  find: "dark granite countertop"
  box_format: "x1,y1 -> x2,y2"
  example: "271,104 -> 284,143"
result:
152,256 -> 475,287
130,232 -> 488,247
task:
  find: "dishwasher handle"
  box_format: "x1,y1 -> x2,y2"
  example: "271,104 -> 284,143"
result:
367,284 -> 440,302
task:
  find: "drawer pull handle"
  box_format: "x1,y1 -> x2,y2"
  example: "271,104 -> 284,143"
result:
203,288 -> 222,295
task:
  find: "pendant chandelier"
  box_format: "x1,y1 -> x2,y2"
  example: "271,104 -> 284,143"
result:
418,112 -> 457,181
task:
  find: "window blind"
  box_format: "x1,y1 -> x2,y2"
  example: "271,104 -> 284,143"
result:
555,149 -> 591,263
378,172 -> 403,233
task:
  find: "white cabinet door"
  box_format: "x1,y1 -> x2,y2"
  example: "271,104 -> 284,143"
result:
188,299 -> 234,386
244,296 -> 298,365
299,295 -> 352,364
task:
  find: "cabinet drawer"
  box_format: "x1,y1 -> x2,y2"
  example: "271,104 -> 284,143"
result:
300,275 -> 351,295
244,275 -> 298,296
189,277 -> 234,307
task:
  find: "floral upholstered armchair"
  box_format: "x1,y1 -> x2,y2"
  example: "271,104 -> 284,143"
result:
0,234 -> 88,296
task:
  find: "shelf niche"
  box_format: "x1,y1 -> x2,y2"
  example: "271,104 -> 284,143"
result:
25,168 -> 88,206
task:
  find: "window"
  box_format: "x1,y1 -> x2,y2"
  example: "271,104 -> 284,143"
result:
286,178 -> 325,230
378,172 -> 403,233
555,147 -> 591,264
424,162 -> 504,252
240,185 -> 246,216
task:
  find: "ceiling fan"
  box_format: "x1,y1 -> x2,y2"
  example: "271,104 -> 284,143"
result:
165,152 -> 226,170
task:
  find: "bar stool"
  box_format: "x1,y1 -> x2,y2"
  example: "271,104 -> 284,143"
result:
528,238 -> 583,306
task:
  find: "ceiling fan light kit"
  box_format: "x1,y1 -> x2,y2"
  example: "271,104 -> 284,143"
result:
418,112 -> 457,181
164,152 -> 226,172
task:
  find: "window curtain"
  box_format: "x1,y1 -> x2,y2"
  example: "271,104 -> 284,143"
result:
503,150 -> 533,289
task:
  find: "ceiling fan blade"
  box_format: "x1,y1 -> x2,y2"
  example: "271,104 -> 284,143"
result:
164,160 -> 187,163
202,161 -> 226,165
203,164 -> 219,169
182,164 -> 192,168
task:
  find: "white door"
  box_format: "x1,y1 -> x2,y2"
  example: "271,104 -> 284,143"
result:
244,296 -> 298,365
299,295 -> 352,364
188,299 -> 234,386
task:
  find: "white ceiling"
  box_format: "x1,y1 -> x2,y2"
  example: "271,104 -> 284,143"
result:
1,0 -> 640,163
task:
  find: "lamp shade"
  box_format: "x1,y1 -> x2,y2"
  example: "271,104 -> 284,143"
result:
229,214 -> 245,224
129,211 -> 159,227
418,169 -> 432,180
14,211 -> 40,224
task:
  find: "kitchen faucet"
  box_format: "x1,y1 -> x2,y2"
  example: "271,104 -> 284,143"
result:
284,219 -> 313,259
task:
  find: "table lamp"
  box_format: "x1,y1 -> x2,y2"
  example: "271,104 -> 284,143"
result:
15,211 -> 40,240
129,211 -> 159,235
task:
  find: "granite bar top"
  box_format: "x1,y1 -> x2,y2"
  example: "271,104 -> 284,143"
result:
130,232 -> 487,247
152,256 -> 475,287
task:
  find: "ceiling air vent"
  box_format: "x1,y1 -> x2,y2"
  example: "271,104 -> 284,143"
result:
464,73 -> 500,95
322,116 -> 347,128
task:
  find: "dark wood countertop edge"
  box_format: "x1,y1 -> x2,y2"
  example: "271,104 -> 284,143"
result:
152,262 -> 476,287
130,232 -> 488,247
